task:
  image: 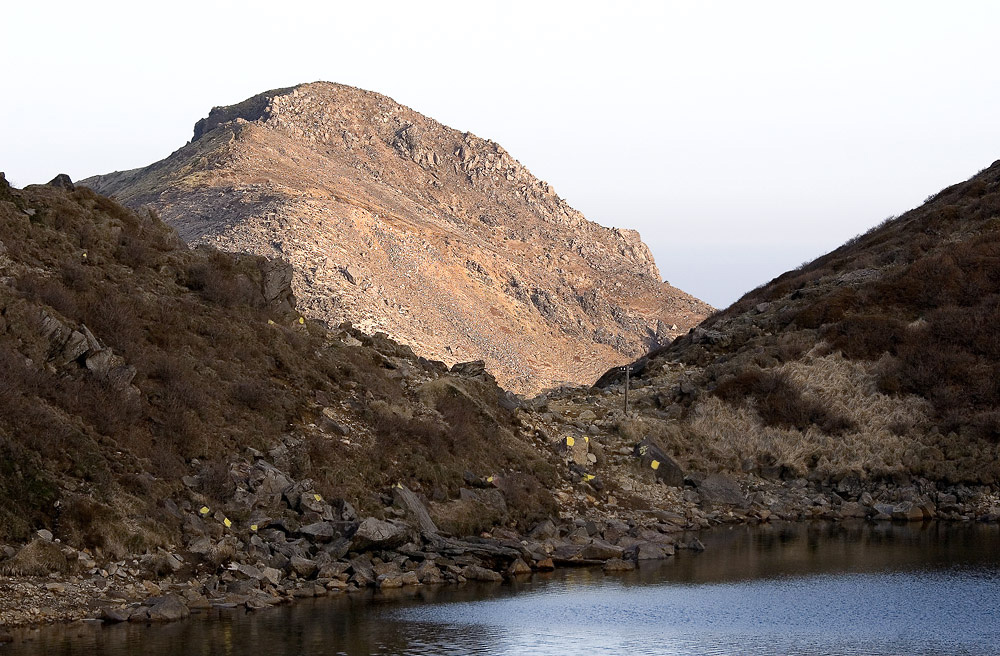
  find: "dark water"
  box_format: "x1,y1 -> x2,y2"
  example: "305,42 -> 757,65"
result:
7,521 -> 1000,655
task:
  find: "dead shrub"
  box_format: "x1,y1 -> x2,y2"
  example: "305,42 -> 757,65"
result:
496,473 -> 558,530
430,498 -> 507,537
714,368 -> 854,434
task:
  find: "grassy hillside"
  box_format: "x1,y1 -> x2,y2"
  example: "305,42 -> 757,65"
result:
0,174 -> 558,552
597,161 -> 1000,487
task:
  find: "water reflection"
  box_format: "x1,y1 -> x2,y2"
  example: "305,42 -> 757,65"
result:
7,521 -> 1000,655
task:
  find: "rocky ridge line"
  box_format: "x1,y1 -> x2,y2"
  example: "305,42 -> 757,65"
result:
81,82 -> 712,393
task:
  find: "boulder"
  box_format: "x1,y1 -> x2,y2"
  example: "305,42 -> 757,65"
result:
350,517 -> 410,551
528,519 -> 558,540
461,565 -> 502,582
580,540 -> 624,561
602,558 -> 635,572
232,563 -> 263,580
262,567 -> 283,586
348,555 -> 376,587
507,558 -> 532,576
317,562 -> 349,579
535,558 -> 555,571
839,501 -> 868,518
416,561 -> 445,583
101,607 -> 131,623
299,522 -> 340,543
139,595 -> 190,622
320,537 -> 352,560
551,544 -> 585,561
342,265 -> 361,285
260,259 -> 295,312
892,501 -> 925,522
633,438 -> 684,487
282,480 -> 315,511
289,556 -> 318,579
331,498 -> 359,522
254,462 -> 293,499
450,360 -> 487,377
299,492 -> 331,516
47,174 -> 75,190
373,561 -> 402,578
561,435 -> 590,467
695,473 -> 747,507
635,542 -> 675,560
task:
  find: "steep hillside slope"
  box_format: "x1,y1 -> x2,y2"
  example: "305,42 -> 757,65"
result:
81,82 -> 710,393
0,174 -> 558,548
586,160 -> 1000,492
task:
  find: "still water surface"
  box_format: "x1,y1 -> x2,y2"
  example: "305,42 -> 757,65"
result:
9,521 -> 1000,655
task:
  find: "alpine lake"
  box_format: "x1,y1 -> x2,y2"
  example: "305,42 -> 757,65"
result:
6,521 -> 1000,656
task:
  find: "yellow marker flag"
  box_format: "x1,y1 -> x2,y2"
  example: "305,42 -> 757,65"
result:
223,518 -> 232,528
566,436 -> 575,447
199,506 -> 210,515
584,474 -> 596,481
584,436 -> 589,443
298,317 -> 305,324
486,476 -> 494,483
651,460 -> 660,470
314,494 -> 323,502
267,319 -> 275,325
250,524 -> 258,532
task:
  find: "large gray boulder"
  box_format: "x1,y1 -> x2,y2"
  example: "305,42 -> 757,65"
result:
580,539 -> 624,561
299,522 -> 339,542
350,517 -> 409,551
696,473 -> 747,507
137,595 -> 190,622
633,438 -> 685,487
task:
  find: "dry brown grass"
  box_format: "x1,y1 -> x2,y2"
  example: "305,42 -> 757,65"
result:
686,355 -> 940,482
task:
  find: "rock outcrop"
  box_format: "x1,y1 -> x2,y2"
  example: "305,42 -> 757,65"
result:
82,82 -> 711,393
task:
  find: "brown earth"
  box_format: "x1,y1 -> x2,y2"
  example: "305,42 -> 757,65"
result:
81,82 -> 711,394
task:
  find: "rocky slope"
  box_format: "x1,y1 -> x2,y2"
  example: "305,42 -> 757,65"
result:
81,82 -> 711,394
571,160 -> 1000,510
3,162 -> 1000,631
0,175 -> 733,628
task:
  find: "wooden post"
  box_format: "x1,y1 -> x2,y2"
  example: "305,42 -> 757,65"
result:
623,365 -> 631,415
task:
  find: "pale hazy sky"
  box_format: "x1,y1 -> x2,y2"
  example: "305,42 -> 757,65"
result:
5,1 -> 1000,307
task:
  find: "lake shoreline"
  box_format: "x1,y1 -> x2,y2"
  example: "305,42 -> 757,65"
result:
3,520 -> 1000,655
2,486 -> 999,641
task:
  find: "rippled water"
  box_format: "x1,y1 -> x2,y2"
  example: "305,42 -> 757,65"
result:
8,521 -> 1000,655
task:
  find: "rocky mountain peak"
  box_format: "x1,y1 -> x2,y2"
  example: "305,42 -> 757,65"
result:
83,82 -> 711,393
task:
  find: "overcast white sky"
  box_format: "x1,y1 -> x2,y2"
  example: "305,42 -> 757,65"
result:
4,1 -> 1000,307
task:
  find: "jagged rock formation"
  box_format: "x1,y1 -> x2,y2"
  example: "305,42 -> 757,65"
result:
81,82 -> 711,393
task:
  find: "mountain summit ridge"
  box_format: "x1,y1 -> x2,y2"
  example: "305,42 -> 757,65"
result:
82,81 -> 711,393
